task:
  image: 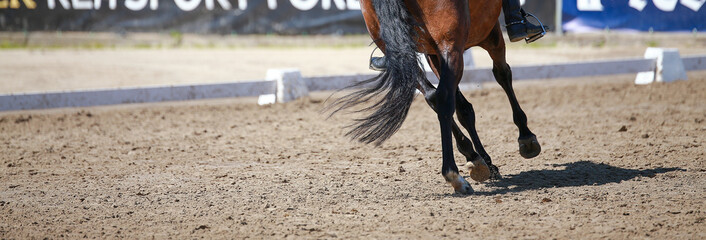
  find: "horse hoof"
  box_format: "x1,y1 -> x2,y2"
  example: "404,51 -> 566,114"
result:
444,172 -> 474,194
455,183 -> 474,194
518,135 -> 541,159
489,164 -> 502,180
465,157 -> 490,182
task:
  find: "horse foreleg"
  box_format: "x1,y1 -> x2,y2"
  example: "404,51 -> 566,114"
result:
481,23 -> 541,159
492,63 -> 541,159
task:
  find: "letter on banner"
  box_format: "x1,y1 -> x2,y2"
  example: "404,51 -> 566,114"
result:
125,0 -> 157,10
653,0 -> 678,11
629,0 -> 647,11
267,0 -> 276,9
111,0 -> 117,9
26,0 -> 37,8
47,0 -> 70,9
322,0 -> 344,10
290,0 -> 317,10
237,0 -> 246,10
94,0 -> 117,9
71,0 -> 91,9
347,0 -> 359,9
577,0 -> 604,11
1,0 -> 36,8
175,0 -> 200,11
681,0 -> 705,11
205,0 -> 231,10
125,0 -> 149,10
23,0 -> 37,8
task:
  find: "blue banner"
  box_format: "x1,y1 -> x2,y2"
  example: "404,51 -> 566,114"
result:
563,0 -> 706,32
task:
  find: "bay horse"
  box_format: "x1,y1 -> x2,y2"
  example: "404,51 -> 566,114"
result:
330,0 -> 541,194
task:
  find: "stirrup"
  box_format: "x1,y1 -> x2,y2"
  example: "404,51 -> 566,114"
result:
523,12 -> 546,44
369,46 -> 386,71
525,32 -> 545,43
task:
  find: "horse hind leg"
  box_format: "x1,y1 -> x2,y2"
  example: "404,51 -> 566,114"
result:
423,49 -> 475,194
480,23 -> 541,159
440,55 -> 474,193
416,74 -> 473,193
454,90 -> 501,180
423,54 -> 491,182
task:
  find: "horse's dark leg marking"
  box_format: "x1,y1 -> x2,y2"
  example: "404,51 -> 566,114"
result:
434,49 -> 474,193
419,56 -> 478,161
453,90 -> 501,180
480,23 -> 541,159
422,54 -> 491,182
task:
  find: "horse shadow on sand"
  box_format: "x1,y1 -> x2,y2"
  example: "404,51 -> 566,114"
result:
470,160 -> 684,196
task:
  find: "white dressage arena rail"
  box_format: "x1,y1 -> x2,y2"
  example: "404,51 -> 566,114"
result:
1,49 -> 705,111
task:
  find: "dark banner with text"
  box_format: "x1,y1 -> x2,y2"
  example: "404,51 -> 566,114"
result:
0,0 -> 555,34
0,0 -> 366,34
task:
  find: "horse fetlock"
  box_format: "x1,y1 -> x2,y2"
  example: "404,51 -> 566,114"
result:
444,171 -> 473,194
465,157 -> 491,182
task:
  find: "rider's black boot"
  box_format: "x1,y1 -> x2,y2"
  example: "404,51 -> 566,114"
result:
503,0 -> 546,43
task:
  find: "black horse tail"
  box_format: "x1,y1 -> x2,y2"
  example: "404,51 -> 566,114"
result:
328,1 -> 424,146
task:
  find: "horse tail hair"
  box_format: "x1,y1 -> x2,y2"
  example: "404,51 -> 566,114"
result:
327,1 -> 424,146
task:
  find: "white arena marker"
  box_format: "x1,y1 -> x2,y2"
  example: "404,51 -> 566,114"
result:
635,48 -> 688,85
264,68 -> 309,103
257,94 -> 276,105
